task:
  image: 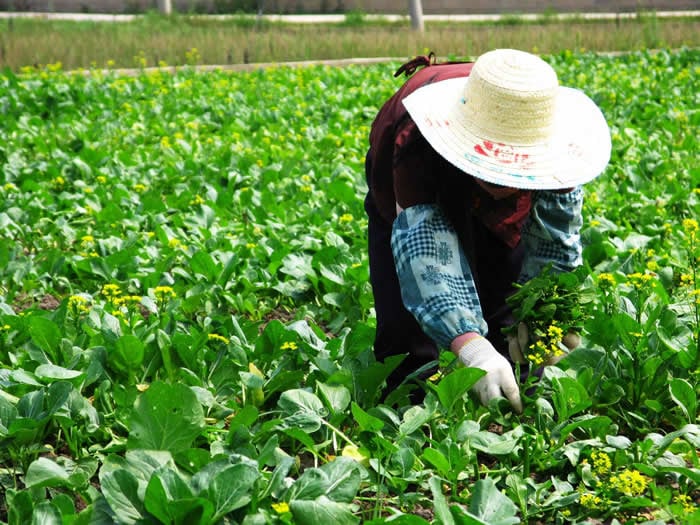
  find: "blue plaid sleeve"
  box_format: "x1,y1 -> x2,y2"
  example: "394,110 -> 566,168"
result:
391,204 -> 488,349
518,186 -> 584,283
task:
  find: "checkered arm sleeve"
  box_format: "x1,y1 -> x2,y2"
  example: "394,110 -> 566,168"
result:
518,186 -> 584,283
391,203 -> 488,349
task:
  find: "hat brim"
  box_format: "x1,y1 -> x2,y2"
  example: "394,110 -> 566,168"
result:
402,77 -> 611,190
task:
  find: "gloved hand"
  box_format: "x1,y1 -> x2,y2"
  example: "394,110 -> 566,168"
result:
458,336 -> 523,413
507,322 -> 581,365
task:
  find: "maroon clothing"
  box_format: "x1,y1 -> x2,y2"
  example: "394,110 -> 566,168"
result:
364,57 -> 530,404
366,58 -> 532,250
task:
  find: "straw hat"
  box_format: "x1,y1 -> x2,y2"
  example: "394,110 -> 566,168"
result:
401,49 -> 611,190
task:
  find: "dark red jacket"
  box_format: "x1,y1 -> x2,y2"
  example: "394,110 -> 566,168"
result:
366,57 -> 532,249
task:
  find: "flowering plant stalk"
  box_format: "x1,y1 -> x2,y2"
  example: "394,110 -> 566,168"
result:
504,265 -> 594,365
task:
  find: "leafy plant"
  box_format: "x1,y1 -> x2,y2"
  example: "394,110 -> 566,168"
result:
0,49 -> 698,524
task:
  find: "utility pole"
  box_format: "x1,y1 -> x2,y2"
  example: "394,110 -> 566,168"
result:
157,0 -> 172,15
408,0 -> 424,32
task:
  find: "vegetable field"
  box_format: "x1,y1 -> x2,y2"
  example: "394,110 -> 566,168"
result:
0,48 -> 698,524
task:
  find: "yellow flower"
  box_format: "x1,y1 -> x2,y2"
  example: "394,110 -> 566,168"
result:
168,238 -> 182,249
609,469 -> 648,496
627,272 -> 653,290
3,182 -> 17,191
674,494 -> 694,514
101,284 -> 122,298
133,183 -> 147,193
680,273 -> 694,286
114,295 -> 142,308
271,502 -> 290,514
597,273 -> 616,288
280,341 -> 298,351
208,333 -> 230,344
682,218 -> 698,234
68,295 -> 90,315
590,450 -> 612,476
428,371 -> 442,382
579,492 -> 603,509
339,213 -> 354,223
154,286 -> 176,300
546,323 -> 564,342
81,235 -> 95,246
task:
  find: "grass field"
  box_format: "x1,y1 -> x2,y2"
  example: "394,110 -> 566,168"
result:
0,11 -> 699,70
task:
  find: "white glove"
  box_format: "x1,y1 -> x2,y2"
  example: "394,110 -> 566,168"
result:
507,322 -> 581,365
458,337 -> 523,413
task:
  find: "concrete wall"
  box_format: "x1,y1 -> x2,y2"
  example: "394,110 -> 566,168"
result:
0,0 -> 697,14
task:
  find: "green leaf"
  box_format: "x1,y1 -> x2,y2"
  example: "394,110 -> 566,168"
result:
278,388 -> 321,412
365,516 -> 430,525
319,458 -> 361,503
100,469 -> 146,525
111,334 -> 145,373
34,364 -> 84,382
144,468 -> 214,525
399,404 -> 433,436
7,489 -> 34,525
556,415 -> 613,444
287,468 -> 328,501
467,478 -> 519,525
289,496 -> 359,525
31,501 -> 62,525
350,402 -> 384,432
551,376 -> 591,420
128,381 -> 205,453
434,367 -> 484,411
24,457 -> 81,489
190,250 -> 220,281
278,389 -> 327,419
318,264 -> 345,286
208,463 -> 260,519
422,448 -> 451,477
49,493 -> 75,517
669,378 -> 696,424
28,316 -> 61,361
428,476 -> 454,525
317,382 -> 351,414
282,427 -> 319,451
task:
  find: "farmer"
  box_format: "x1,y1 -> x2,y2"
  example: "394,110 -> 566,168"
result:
364,48 -> 611,411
